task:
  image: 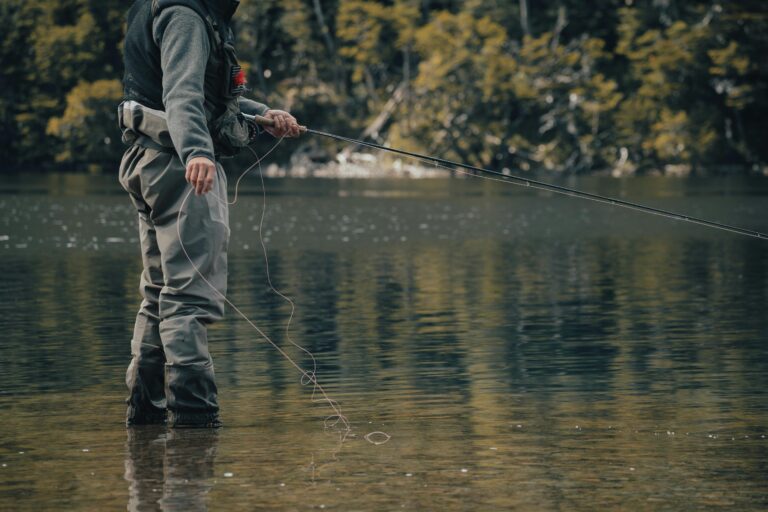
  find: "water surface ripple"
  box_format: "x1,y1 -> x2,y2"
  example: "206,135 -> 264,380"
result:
0,175 -> 766,510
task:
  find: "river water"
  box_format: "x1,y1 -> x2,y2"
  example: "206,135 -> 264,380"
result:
0,173 -> 767,510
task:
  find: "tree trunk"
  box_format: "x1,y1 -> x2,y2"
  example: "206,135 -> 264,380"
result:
403,47 -> 411,133
551,5 -> 568,50
340,81 -> 407,160
519,0 -> 530,37
311,0 -> 344,91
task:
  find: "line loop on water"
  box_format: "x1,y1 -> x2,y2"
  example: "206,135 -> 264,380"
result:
364,431 -> 392,445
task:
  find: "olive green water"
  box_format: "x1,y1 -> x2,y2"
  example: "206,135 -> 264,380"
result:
0,173 -> 767,511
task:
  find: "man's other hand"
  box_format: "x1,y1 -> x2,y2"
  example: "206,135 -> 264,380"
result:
185,156 -> 217,195
264,110 -> 302,138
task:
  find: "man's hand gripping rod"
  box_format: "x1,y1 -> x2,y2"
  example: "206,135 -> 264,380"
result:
243,113 -> 308,134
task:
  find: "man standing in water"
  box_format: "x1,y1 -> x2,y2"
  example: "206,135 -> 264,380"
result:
118,0 -> 301,427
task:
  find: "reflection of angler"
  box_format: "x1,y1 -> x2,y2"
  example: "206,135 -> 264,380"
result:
125,427 -> 219,512
245,113 -> 766,241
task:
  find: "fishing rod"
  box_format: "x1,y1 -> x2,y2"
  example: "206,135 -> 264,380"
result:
244,113 -> 767,241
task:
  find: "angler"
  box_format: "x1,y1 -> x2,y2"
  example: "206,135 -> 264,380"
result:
117,0 -> 301,428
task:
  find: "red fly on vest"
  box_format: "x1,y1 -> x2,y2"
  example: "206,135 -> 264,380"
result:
230,66 -> 247,95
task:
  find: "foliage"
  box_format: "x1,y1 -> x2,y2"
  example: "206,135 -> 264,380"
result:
614,10 -> 713,168
46,79 -> 123,169
0,0 -> 767,174
392,13 -> 623,172
1,0 -> 124,170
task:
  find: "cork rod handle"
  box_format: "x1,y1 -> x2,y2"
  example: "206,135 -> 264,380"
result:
243,113 -> 307,133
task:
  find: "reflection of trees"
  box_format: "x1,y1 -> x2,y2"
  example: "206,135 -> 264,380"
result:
297,250 -> 341,356
0,251 -> 138,394
373,257 -> 405,345
4,217 -> 767,412
2,212 -> 768,509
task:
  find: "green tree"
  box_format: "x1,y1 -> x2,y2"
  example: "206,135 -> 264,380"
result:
705,1 -> 768,165
612,4 -> 768,172
0,0 -> 766,173
1,0 -> 124,171
46,79 -> 123,170
614,8 -> 712,170
0,1 -> 36,167
391,11 -> 621,172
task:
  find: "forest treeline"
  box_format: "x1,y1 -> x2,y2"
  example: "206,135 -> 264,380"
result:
1,0 -> 766,174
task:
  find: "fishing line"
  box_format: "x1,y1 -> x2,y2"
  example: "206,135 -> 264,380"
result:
176,138 -> 356,442
245,143 -> 347,430
304,128 -> 767,241
175,109 -> 763,444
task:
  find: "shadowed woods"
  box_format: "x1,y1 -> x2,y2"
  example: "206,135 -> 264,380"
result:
1,0 -> 767,174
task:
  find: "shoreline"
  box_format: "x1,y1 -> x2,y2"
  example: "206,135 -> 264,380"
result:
259,152 -> 768,180
2,152 -> 766,178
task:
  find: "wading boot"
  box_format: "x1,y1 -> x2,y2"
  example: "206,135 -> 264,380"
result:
126,404 -> 167,426
167,411 -> 222,429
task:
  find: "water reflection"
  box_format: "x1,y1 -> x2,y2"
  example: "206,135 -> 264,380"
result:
0,176 -> 767,510
126,428 -> 219,512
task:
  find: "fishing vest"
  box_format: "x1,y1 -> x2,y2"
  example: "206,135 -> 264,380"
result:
121,0 -> 251,156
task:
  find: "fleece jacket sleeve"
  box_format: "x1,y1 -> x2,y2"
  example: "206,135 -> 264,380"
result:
238,97 -> 270,117
153,6 -> 215,166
